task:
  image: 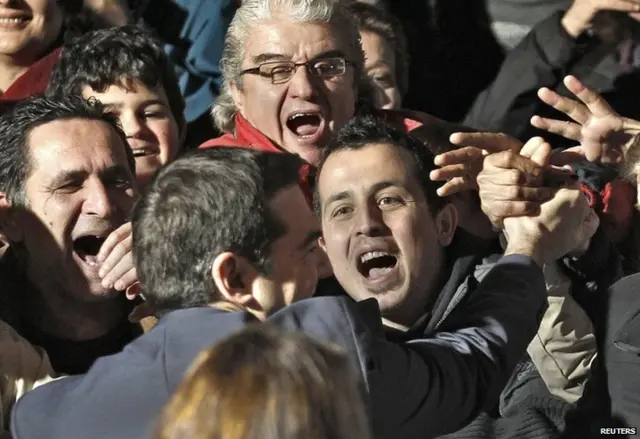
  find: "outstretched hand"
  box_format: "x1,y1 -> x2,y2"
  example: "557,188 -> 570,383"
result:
430,132 -> 523,196
531,75 -> 640,164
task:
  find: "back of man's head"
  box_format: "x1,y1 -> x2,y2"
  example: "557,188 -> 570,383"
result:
0,94 -> 133,208
47,25 -> 185,134
132,148 -> 306,314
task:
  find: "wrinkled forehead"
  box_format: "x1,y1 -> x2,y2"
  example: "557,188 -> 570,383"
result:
242,19 -> 356,66
26,119 -> 131,181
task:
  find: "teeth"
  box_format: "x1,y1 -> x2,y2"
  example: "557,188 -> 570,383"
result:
360,251 -> 390,264
288,113 -> 316,121
0,18 -> 26,25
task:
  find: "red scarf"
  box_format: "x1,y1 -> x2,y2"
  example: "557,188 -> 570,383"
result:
0,48 -> 61,102
199,111 -> 435,205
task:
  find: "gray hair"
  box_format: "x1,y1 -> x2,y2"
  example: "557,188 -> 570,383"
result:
212,0 -> 365,134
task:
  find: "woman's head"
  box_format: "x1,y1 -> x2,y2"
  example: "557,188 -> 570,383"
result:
0,0 -> 80,65
154,324 -> 372,439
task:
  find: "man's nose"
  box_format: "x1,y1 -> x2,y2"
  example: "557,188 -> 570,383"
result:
83,179 -> 115,218
288,65 -> 318,100
354,203 -> 386,236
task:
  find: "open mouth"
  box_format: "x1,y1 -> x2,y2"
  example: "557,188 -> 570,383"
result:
357,251 -> 398,280
132,147 -> 156,158
286,113 -> 323,139
73,235 -> 107,266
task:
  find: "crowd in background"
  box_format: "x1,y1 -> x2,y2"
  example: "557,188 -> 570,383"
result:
2,0 -> 640,438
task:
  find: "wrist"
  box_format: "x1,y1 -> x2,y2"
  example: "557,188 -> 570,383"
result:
561,6 -> 595,38
504,241 -> 544,267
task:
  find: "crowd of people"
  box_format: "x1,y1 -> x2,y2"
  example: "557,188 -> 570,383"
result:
1,0 -> 640,438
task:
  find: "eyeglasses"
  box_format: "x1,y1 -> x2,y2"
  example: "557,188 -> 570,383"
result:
239,57 -> 355,85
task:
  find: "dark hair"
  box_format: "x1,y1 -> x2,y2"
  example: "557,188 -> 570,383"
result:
47,25 -> 186,141
0,94 -> 134,207
314,114 -> 445,214
132,147 -> 306,313
349,2 -> 409,96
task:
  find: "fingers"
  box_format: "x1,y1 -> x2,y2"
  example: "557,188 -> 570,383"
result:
530,115 -> 583,141
537,87 -> 591,124
102,256 -> 137,291
563,75 -> 616,118
434,146 -> 484,167
528,139 -> 552,168
436,178 -> 477,197
449,132 -> 523,154
480,200 -> 542,227
482,150 -> 544,183
594,0 -> 640,13
97,222 -> 132,263
98,232 -> 132,279
549,146 -> 588,166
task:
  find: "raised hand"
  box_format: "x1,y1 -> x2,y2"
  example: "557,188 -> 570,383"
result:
531,75 -> 640,164
503,186 -> 600,266
430,132 -> 523,196
561,0 -> 640,38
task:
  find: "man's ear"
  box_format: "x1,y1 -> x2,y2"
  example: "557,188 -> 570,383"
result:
211,252 -> 255,306
318,235 -> 326,252
229,81 -> 246,116
434,203 -> 458,247
0,193 -> 23,243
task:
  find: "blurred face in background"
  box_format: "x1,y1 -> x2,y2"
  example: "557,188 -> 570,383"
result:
360,30 -> 401,110
0,0 -> 63,64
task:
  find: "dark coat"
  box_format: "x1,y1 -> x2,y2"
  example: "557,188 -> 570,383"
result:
563,273 -> 640,437
11,254 -> 546,439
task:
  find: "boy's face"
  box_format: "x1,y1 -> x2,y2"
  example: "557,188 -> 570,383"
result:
82,80 -> 182,186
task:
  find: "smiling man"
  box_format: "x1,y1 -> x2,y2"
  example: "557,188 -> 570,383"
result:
0,95 -> 140,374
47,25 -> 186,187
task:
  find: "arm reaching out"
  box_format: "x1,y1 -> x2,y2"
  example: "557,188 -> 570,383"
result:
531,75 -> 640,164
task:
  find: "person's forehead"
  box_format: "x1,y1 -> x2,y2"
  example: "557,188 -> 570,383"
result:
243,19 -> 351,63
27,119 -> 128,175
319,143 -> 418,198
81,81 -> 171,107
361,31 -> 395,69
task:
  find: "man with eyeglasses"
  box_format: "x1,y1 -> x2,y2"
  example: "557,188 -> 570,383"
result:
200,0 -> 439,167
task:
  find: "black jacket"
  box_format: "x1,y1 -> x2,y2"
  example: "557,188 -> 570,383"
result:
437,226 -> 621,439
562,273 -> 640,437
11,254 -> 546,439
465,10 -> 640,145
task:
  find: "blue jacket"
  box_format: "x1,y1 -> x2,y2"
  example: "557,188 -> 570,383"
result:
11,255 -> 545,439
165,0 -> 237,122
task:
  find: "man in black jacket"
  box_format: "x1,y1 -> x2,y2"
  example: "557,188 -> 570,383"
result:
12,138 -> 589,439
466,0 -> 640,145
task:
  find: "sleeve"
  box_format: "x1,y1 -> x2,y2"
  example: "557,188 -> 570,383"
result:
368,254 -> 547,438
463,11 -> 580,138
526,262 -> 597,403
0,321 -> 55,433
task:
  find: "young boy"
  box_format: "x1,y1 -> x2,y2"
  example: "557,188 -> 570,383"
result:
47,25 -> 187,186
